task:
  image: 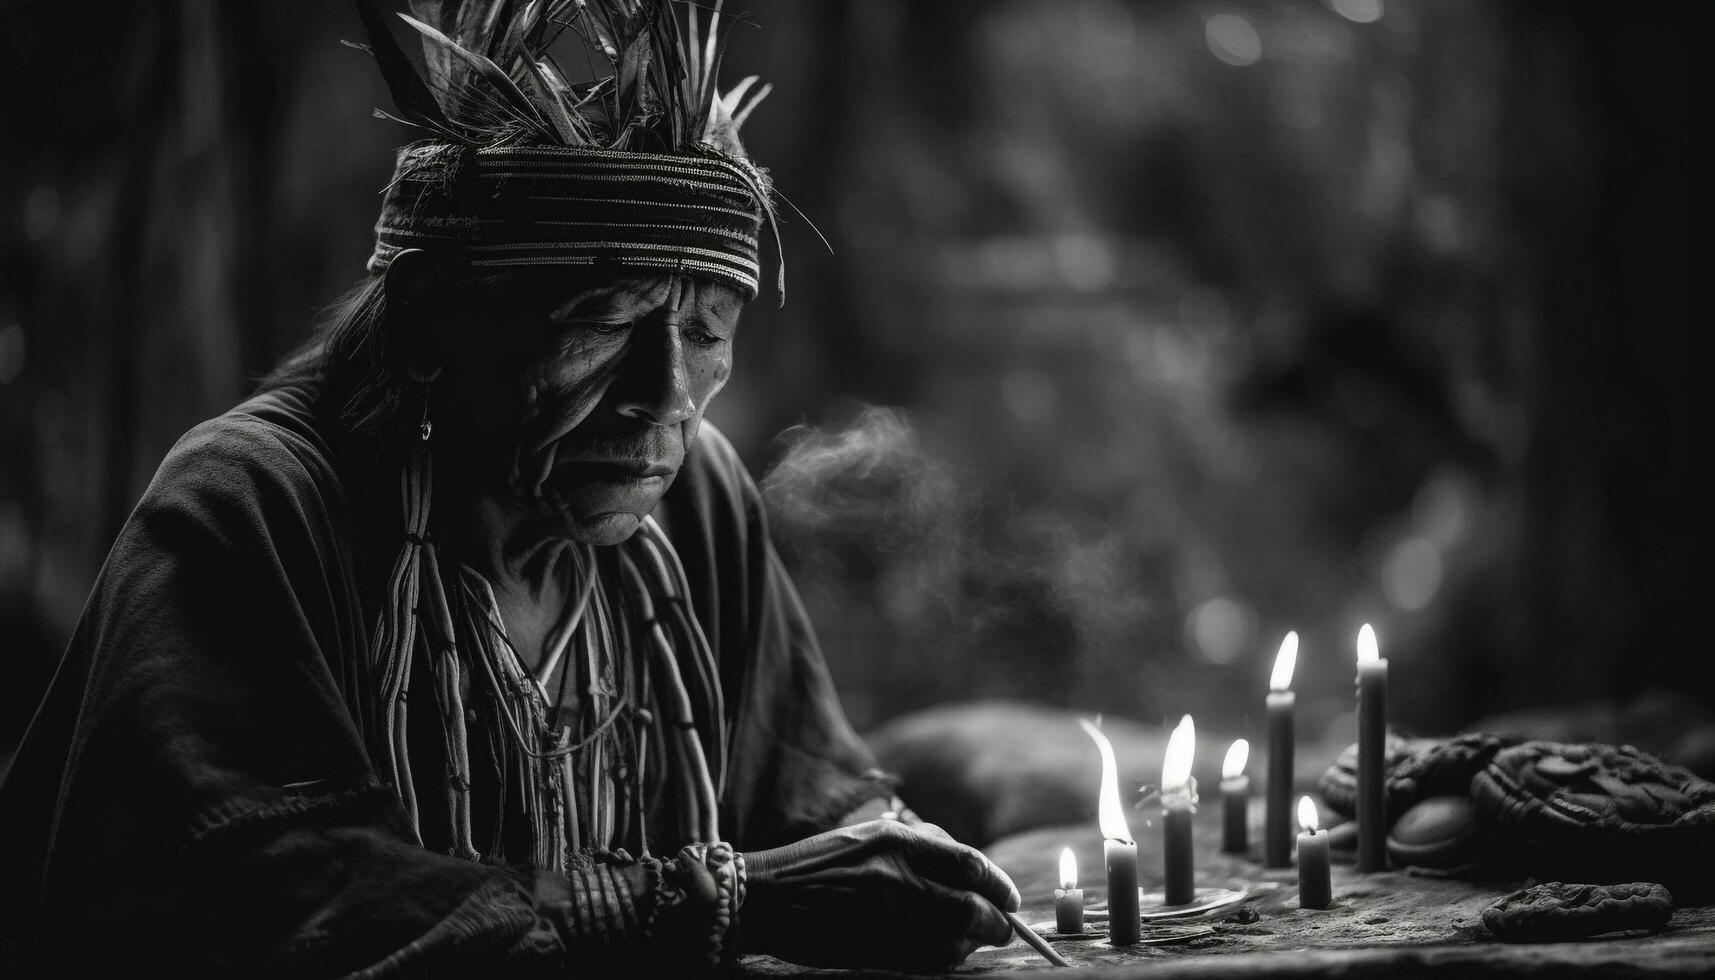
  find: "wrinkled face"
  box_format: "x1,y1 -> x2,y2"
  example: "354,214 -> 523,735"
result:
427,271 -> 743,546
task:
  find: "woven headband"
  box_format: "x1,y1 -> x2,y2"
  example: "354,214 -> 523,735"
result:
370,142 -> 769,299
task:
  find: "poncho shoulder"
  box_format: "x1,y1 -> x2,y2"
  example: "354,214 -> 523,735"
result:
0,385 -> 887,975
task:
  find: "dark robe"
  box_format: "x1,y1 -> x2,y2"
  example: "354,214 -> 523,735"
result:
0,383 -> 888,976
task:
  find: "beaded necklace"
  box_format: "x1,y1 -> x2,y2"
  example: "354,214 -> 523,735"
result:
362,416 -> 725,871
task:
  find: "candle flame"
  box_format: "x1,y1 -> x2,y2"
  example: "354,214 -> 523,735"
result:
1270,631 -> 1298,691
1357,623 -> 1379,664
1078,717 -> 1133,843
1162,714 -> 1195,790
1222,738 -> 1249,780
1298,795 -> 1319,833
1059,846 -> 1077,890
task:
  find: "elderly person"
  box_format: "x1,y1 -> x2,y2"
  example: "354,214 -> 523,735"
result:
0,2 -> 1016,975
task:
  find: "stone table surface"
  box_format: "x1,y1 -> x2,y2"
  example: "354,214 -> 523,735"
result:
738,809 -> 1715,979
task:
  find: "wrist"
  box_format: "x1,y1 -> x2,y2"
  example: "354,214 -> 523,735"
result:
641,844 -> 748,969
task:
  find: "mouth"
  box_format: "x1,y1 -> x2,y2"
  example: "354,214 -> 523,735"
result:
538,457 -> 678,512
564,459 -> 675,480
525,431 -> 684,521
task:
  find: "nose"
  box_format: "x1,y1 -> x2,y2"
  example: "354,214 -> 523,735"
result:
614,321 -> 697,426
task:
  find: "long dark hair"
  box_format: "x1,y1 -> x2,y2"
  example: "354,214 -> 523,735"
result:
258,275 -> 407,442
260,267 -> 530,447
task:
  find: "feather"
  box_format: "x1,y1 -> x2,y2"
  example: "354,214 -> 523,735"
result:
685,1 -> 702,100
406,0 -> 456,87
728,80 -> 770,132
360,1 -> 771,157
579,0 -> 621,59
695,58 -> 723,141
493,0 -> 546,66
518,56 -> 586,144
613,28 -> 655,134
700,0 -> 722,112
529,0 -> 580,47
400,12 -> 557,141
719,74 -> 758,115
693,8 -> 740,143
646,38 -> 682,146
352,0 -> 455,130
476,0 -> 516,58
533,55 -> 577,104
776,186 -> 833,256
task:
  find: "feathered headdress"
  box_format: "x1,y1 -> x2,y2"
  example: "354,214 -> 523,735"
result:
353,0 -> 782,300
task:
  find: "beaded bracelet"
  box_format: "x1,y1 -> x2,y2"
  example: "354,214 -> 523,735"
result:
561,859 -> 637,943
732,851 -> 748,918
638,854 -> 684,940
634,843 -> 747,968
703,842 -> 739,968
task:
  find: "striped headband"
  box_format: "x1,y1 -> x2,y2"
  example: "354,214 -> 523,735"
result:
369,142 -> 770,299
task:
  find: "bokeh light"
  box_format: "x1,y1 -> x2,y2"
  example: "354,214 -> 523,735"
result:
1205,14 -> 1262,67
1187,596 -> 1257,665
1326,0 -> 1384,25
1382,537 -> 1442,612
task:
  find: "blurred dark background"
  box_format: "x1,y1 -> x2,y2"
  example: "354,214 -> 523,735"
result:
3,0 -> 1710,765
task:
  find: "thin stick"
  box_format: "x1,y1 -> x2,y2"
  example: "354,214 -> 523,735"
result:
1003,909 -> 1073,968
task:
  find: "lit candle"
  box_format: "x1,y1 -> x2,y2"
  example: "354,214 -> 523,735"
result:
1296,796 -> 1332,909
1161,714 -> 1197,906
1079,718 -> 1139,945
1356,623 -> 1389,872
1265,631 -> 1298,867
1054,846 -> 1085,935
1220,738 -> 1250,854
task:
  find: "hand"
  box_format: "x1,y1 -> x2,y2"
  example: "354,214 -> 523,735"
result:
740,819 -> 1020,971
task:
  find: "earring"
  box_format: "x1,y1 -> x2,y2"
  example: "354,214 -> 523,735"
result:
407,364 -> 443,442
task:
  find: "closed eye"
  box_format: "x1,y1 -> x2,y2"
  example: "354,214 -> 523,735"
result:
685,325 -> 726,348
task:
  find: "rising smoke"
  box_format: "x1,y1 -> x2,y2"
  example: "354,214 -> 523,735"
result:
760,406 -> 964,591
